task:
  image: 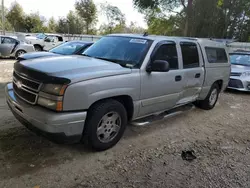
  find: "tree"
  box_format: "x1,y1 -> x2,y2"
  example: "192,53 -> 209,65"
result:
56,18 -> 68,34
100,3 -> 126,34
6,2 -> 25,31
23,13 -> 47,33
133,0 -> 250,41
67,11 -> 85,34
75,0 -> 97,34
124,22 -> 145,33
133,0 -> 193,36
48,17 -> 57,33
147,14 -> 182,35
0,7 -> 13,31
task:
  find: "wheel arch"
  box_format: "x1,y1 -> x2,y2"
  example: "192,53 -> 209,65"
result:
33,44 -> 43,51
88,95 -> 134,121
213,79 -> 223,92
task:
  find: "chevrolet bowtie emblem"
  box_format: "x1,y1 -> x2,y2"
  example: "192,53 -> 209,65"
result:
16,81 -> 22,89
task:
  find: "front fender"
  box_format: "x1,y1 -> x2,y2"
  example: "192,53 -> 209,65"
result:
63,70 -> 140,111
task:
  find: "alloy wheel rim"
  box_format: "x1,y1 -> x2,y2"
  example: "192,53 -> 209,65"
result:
18,51 -> 24,56
209,89 -> 218,106
96,111 -> 121,143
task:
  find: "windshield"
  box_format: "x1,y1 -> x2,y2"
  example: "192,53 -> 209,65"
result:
36,33 -> 47,39
230,54 -> 250,66
49,42 -> 87,55
82,36 -> 152,68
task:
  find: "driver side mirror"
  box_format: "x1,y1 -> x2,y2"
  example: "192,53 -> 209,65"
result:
146,60 -> 170,72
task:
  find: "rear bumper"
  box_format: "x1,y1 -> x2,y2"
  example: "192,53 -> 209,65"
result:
5,83 -> 87,143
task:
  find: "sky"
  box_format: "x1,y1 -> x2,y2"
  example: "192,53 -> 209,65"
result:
6,0 -> 147,28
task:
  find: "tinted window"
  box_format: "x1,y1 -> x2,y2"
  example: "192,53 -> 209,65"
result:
57,36 -> 63,42
2,37 -> 17,44
152,43 -> 178,70
205,47 -> 228,63
36,33 -> 46,39
83,36 -> 152,68
180,42 -> 199,69
50,42 -> 88,55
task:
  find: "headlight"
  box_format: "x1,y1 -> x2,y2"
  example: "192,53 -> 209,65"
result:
38,97 -> 63,111
241,72 -> 250,77
41,84 -> 67,95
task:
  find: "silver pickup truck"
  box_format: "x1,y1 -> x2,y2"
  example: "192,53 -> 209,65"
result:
5,34 -> 230,151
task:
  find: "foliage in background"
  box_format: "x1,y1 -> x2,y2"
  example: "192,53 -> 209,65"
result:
6,2 -> 25,31
2,0 -> 250,41
0,8 -> 12,31
99,3 -> 126,34
75,0 -> 97,34
133,0 -> 250,41
48,17 -> 57,33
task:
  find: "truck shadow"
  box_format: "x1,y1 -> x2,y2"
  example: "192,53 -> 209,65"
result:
0,110 -> 189,179
0,124 -> 148,178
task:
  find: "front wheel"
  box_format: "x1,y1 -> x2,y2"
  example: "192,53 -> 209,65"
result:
82,99 -> 127,151
194,83 -> 220,110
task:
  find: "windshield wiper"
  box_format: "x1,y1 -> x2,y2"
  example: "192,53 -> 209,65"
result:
82,54 -> 93,58
93,57 -> 135,68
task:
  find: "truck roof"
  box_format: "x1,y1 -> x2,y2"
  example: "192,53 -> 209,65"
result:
108,33 -> 227,48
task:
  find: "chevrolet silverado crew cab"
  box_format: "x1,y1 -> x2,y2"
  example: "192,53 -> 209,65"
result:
6,34 -> 230,151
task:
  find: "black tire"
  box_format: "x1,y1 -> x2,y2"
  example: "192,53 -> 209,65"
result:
194,83 -> 220,110
34,45 -> 42,51
82,99 -> 127,151
15,50 -> 26,58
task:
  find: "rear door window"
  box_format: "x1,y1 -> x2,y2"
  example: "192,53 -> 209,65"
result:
205,47 -> 228,63
180,42 -> 200,69
2,37 -> 16,44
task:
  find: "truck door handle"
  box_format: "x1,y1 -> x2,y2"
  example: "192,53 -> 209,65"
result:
175,75 -> 182,82
195,73 -> 201,78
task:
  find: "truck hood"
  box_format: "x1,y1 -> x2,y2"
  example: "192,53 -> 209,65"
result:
231,64 -> 250,73
19,51 -> 60,60
15,55 -> 132,83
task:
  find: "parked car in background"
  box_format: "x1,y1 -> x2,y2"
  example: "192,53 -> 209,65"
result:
228,50 -> 250,91
6,34 -> 230,151
18,41 -> 93,60
0,35 -> 35,58
25,33 -> 65,51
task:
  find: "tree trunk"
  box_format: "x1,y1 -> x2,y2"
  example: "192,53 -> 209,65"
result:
86,24 -> 89,34
183,0 -> 193,36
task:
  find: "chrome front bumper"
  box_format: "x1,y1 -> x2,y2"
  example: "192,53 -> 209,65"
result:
5,83 -> 87,143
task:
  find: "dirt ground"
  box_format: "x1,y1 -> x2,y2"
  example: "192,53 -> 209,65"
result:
0,60 -> 250,188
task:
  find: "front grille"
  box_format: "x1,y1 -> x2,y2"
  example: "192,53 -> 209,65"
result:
230,72 -> 242,77
228,79 -> 244,88
13,71 -> 42,104
13,83 -> 37,103
13,72 -> 40,91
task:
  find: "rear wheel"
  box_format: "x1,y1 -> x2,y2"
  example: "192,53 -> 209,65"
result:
82,99 -> 127,151
15,50 -> 26,58
194,83 -> 220,110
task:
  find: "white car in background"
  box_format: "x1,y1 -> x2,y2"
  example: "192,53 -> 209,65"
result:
228,50 -> 250,91
24,33 -> 65,51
